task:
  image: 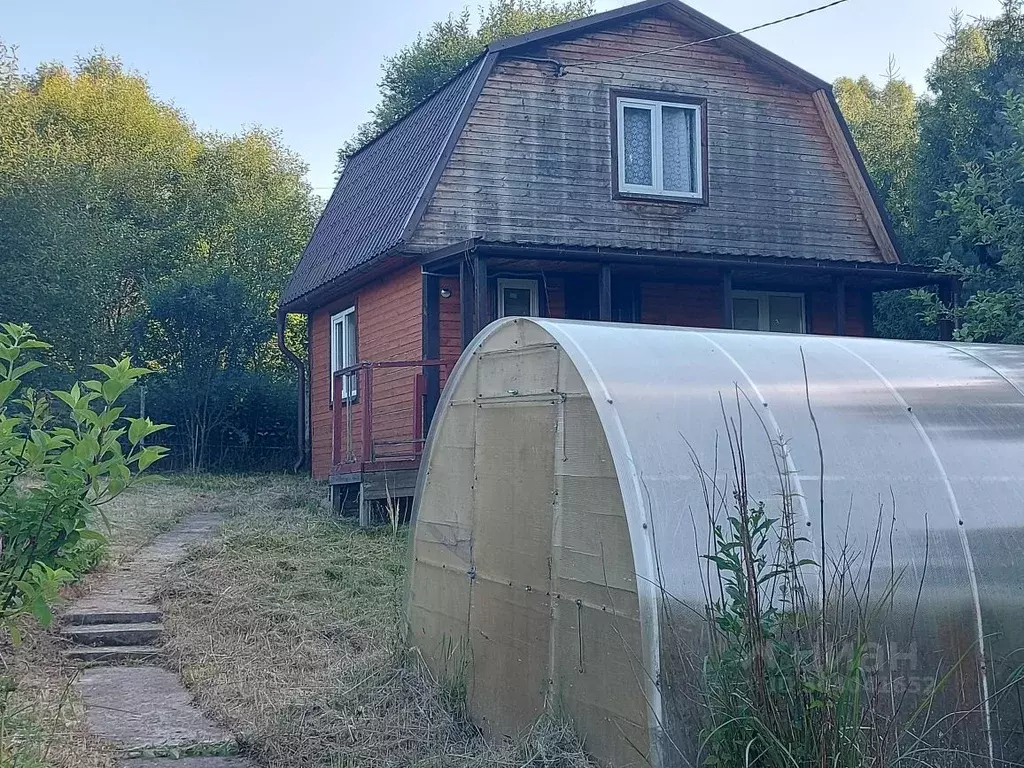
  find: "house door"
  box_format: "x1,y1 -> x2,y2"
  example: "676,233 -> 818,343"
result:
497,278 -> 539,317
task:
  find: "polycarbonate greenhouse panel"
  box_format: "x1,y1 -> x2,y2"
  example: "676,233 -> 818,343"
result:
408,318 -> 1024,767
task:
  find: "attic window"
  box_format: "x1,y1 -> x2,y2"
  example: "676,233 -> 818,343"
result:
613,92 -> 707,202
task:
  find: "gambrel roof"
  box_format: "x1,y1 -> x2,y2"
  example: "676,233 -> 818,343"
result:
281,57 -> 488,307
281,0 -> 895,311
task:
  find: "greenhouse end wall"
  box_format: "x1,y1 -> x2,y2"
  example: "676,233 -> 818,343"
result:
408,317 -> 1024,767
407,319 -> 652,766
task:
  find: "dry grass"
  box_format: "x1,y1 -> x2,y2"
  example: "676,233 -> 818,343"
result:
96,477 -> 198,564
158,475 -> 596,768
1,474 -> 594,767
1,477 -> 205,768
0,623 -> 113,768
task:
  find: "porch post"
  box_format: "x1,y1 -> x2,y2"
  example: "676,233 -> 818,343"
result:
473,254 -> 490,336
460,258 -> 474,348
938,280 -> 955,342
721,270 -> 734,329
599,264 -> 612,321
422,272 -> 440,431
833,276 -> 847,336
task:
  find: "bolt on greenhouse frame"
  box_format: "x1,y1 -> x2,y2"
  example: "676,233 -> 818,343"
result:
407,317 -> 1024,767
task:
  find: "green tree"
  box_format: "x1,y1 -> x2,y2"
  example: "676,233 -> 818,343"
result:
338,0 -> 593,165
914,13 -> 998,265
0,52 -> 318,378
834,63 -> 919,240
834,2 -> 1024,342
134,267 -> 286,472
911,1 -> 1024,342
835,65 -> 929,339
0,53 -> 200,372
917,92 -> 1024,342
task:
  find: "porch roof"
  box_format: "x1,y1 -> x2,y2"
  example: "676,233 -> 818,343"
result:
420,241 -> 948,292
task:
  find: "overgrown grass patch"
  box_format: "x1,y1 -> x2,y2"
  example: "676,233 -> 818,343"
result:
0,625 -> 114,768
159,479 -> 595,767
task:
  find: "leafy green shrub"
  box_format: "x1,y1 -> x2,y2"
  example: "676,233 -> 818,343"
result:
0,322 -> 168,641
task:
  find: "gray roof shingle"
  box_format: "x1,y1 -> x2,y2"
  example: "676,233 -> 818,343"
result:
280,56 -> 486,308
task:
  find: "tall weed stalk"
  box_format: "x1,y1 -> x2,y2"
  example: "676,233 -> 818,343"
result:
670,386 -> 997,768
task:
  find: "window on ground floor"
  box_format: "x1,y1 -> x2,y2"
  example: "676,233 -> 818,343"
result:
732,291 -> 805,334
330,306 -> 357,401
497,278 -> 539,317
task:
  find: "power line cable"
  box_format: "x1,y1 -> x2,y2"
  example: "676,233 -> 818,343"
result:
316,0 -> 856,184
563,0 -> 854,73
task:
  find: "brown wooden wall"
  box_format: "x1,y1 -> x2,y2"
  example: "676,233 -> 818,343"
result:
309,264 -> 423,479
410,14 -> 884,264
310,296 -> 357,480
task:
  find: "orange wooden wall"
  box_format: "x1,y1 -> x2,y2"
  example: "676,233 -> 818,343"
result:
311,269 -> 866,479
309,264 -> 423,479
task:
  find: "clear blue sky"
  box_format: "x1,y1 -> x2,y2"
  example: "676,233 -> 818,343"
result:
4,0 -> 1005,196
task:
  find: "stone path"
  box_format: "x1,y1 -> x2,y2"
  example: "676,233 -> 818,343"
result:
62,511 -> 254,766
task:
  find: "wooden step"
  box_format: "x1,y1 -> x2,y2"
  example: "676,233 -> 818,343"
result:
63,622 -> 164,647
63,645 -> 162,663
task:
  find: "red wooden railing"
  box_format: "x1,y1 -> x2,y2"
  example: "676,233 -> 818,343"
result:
331,359 -> 452,472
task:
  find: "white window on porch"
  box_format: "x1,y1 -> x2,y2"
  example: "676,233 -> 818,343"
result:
330,306 -> 357,401
497,278 -> 539,318
732,291 -> 805,334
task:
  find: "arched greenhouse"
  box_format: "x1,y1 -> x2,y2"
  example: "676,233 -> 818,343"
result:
406,317 -> 1024,767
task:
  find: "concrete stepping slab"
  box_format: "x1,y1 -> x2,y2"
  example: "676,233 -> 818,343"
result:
77,666 -> 235,752
64,609 -> 163,626
120,760 -> 251,767
64,645 -> 162,663
64,621 -> 164,647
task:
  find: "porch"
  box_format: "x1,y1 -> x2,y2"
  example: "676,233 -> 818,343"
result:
332,242 -> 949,525
328,358 -> 454,525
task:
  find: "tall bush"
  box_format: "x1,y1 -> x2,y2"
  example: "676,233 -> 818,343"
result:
0,323 -> 168,641
133,267 -> 292,473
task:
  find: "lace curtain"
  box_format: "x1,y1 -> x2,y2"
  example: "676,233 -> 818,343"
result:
662,106 -> 695,193
622,106 -> 653,186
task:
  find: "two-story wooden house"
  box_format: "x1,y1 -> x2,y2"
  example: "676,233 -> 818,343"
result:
278,0 -> 948,521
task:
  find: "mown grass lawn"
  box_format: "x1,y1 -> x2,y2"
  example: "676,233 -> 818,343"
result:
158,475 -> 592,767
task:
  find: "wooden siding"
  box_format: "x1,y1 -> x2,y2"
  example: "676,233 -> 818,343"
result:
641,282 -> 722,326
310,296 -> 356,480
639,281 -> 867,335
543,276 -> 566,318
810,288 -> 868,336
431,278 -> 867,390
309,264 -> 423,479
411,15 -> 884,263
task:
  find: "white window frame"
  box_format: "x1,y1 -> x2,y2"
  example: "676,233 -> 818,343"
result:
330,306 -> 357,401
616,96 -> 704,200
497,278 -> 540,317
732,291 -> 806,334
